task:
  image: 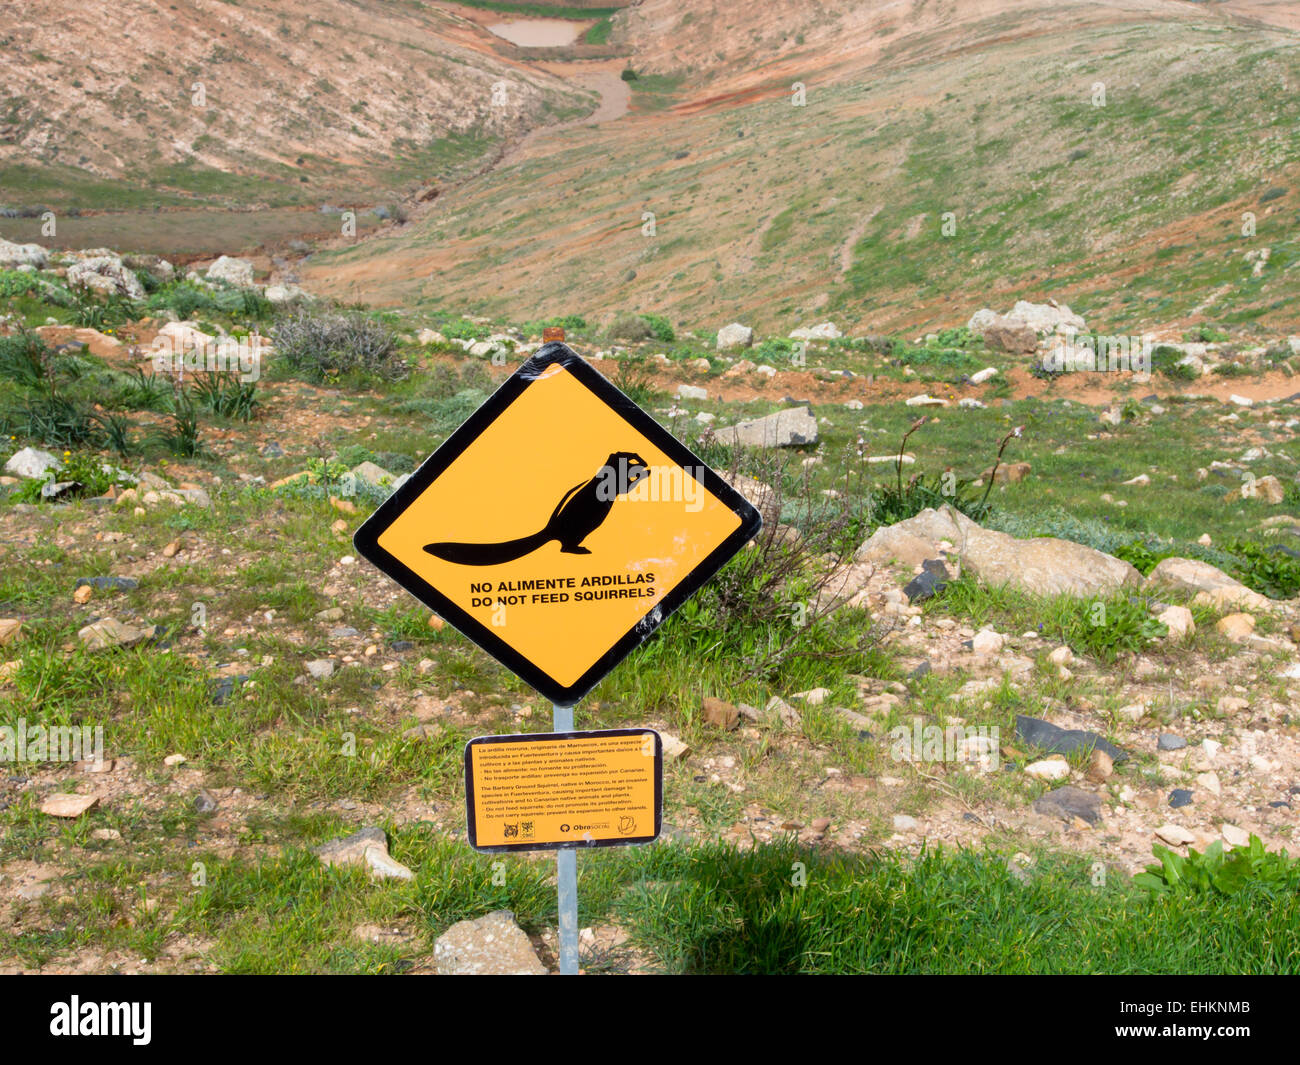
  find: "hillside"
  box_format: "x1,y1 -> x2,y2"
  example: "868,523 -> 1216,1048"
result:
0,0 -> 595,252
303,1 -> 1300,335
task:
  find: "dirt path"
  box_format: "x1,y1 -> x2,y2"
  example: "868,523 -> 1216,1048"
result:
499,59 -> 631,168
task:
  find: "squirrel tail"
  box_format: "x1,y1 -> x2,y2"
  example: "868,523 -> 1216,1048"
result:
423,528 -> 551,566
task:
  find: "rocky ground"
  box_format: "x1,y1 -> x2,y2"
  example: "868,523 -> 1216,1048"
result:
1,237 -> 1299,972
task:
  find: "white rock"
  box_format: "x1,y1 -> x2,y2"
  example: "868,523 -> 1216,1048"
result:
1221,824 -> 1250,848
306,659 -> 336,680
970,366 -> 999,384
0,238 -> 49,269
1157,605 -> 1195,641
715,323 -> 753,350
1155,824 -> 1196,846
971,629 -> 1004,655
264,283 -> 307,304
68,255 -> 144,299
4,446 -> 60,480
1025,757 -> 1070,782
676,384 -> 707,401
206,255 -> 255,288
1007,299 -> 1086,334
788,322 -> 841,340
365,845 -> 415,881
1229,394 -> 1253,407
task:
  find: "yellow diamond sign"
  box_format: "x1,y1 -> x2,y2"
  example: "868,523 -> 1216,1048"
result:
353,341 -> 763,704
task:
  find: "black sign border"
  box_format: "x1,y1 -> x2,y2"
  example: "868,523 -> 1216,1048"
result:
464,728 -> 663,853
352,341 -> 763,705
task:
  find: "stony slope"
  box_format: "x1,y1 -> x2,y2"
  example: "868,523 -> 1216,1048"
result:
304,1 -> 1300,335
0,0 -> 593,208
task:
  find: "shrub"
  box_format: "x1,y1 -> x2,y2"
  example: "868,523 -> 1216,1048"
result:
397,388 -> 487,435
271,308 -> 406,383
608,313 -> 674,343
1151,345 -> 1198,381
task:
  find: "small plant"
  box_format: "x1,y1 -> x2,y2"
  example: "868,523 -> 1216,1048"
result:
113,366 -> 172,412
0,329 -> 51,389
1220,539 -> 1300,599
190,371 -> 258,421
1134,836 -> 1297,898
94,412 -> 134,458
612,355 -> 659,406
153,392 -> 204,457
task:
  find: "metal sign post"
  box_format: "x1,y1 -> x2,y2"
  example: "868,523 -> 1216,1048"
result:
552,701 -> 579,976
352,326 -> 758,976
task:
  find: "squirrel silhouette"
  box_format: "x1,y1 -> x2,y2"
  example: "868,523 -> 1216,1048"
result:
424,451 -> 650,566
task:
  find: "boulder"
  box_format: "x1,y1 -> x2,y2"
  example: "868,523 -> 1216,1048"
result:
979,316 -> 1039,355
0,238 -> 49,269
68,256 -> 145,300
1007,299 -> 1086,335
855,506 -> 1141,598
77,617 -> 156,651
264,283 -> 307,304
715,322 -> 754,350
206,255 -> 255,288
433,911 -> 546,975
1236,474 -> 1285,504
1144,557 -> 1270,613
1216,613 -> 1256,642
4,446 -> 60,479
788,322 -> 841,340
349,461 -> 393,489
153,320 -> 216,352
713,407 -> 818,448
122,253 -> 174,284
954,511 -> 1140,598
855,527 -> 942,569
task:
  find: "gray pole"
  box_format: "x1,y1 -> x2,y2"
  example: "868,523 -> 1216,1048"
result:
552,702 -> 579,975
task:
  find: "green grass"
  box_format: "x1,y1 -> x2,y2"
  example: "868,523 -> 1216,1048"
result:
5,833 -> 1294,973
